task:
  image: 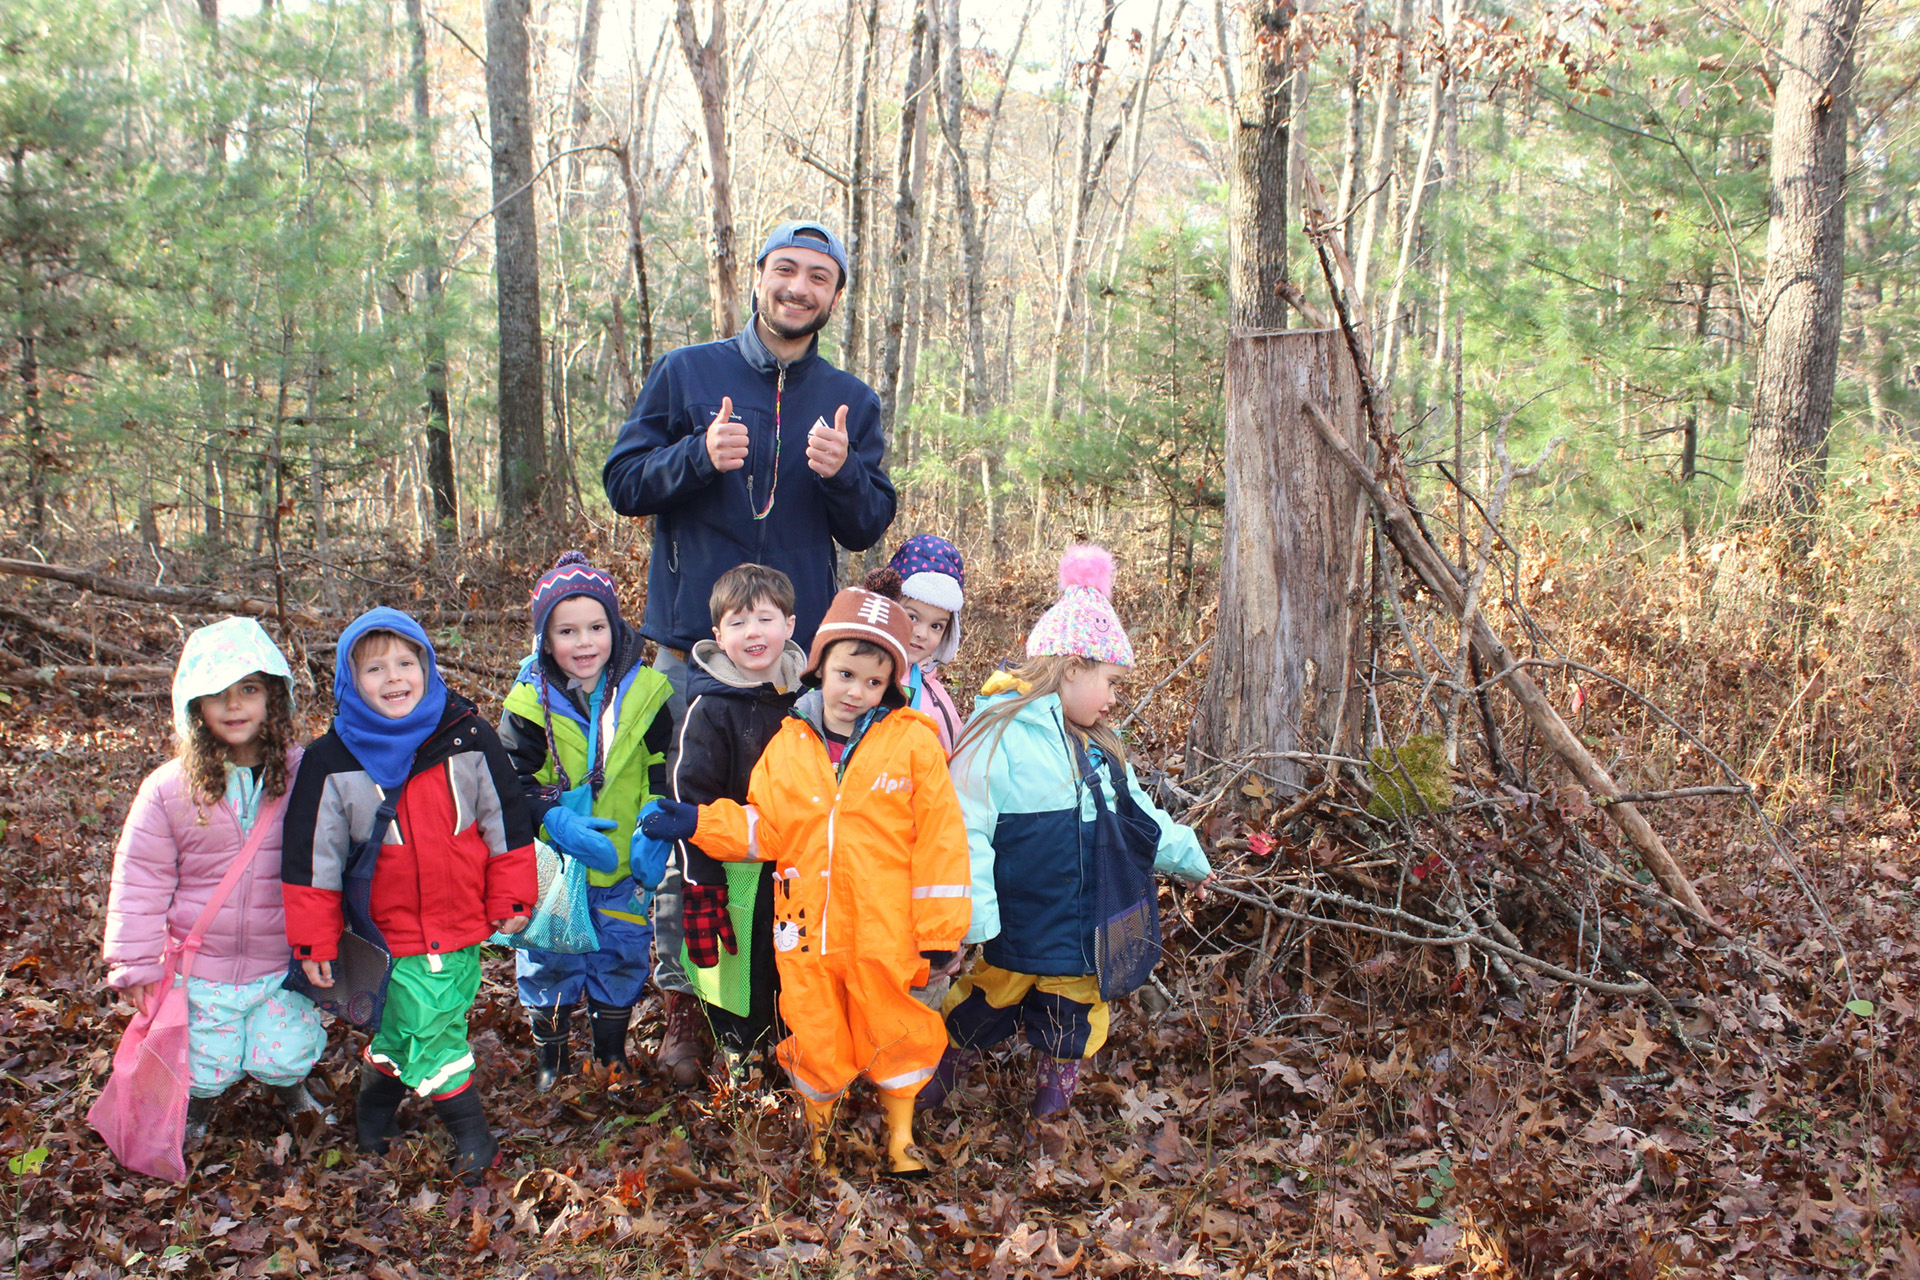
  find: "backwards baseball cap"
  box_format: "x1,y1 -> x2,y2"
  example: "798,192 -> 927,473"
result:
757,220 -> 849,288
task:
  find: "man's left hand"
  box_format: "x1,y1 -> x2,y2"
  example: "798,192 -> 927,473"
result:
806,405 -> 851,478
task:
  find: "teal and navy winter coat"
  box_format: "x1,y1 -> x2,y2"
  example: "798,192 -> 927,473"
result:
951,677 -> 1210,977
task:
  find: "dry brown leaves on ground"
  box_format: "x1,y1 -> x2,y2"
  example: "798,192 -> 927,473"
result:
0,539 -> 1916,1278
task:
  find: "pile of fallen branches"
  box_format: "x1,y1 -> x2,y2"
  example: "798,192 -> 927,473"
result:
0,547 -> 539,700
1136,171 -> 1851,1056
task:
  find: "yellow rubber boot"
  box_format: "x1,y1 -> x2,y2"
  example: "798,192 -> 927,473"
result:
881,1091 -> 927,1176
803,1099 -> 837,1170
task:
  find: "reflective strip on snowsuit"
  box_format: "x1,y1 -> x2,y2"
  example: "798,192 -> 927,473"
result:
366,947 -> 484,1097
691,705 -> 971,1100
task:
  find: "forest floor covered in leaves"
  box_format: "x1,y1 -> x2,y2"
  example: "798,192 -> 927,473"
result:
0,535 -> 1915,1279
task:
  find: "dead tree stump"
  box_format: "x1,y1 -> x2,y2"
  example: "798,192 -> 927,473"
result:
1192,328 -> 1367,788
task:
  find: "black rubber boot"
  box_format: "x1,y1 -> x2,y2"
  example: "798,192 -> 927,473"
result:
431,1085 -> 500,1186
587,999 -> 632,1079
184,1095 -> 215,1143
531,1005 -> 573,1093
355,1063 -> 407,1155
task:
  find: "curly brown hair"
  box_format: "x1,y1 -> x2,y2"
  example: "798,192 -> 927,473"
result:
179,675 -> 297,816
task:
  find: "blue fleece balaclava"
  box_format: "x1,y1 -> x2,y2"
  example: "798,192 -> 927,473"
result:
332,607 -> 448,790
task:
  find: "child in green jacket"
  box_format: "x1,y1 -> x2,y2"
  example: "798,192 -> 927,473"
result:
499,551 -> 676,1088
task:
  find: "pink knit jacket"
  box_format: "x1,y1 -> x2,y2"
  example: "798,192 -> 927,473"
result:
101,749 -> 302,988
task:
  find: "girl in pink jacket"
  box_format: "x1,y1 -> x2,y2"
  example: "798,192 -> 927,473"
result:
102,618 -> 328,1142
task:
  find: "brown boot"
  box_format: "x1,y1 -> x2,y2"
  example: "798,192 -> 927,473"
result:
657,991 -> 712,1088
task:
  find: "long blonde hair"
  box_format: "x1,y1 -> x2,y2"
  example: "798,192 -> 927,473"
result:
954,654 -> 1128,771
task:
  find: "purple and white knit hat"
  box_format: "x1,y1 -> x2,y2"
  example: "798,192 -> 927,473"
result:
886,534 -> 965,664
1025,546 -> 1134,668
530,550 -> 622,647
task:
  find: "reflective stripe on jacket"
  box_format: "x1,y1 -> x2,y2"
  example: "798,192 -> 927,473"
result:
690,703 -> 971,963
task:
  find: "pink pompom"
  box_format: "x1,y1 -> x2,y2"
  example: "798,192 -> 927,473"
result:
1057,545 -> 1115,599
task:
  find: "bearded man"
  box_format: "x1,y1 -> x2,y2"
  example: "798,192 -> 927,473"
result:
601,219 -> 898,1083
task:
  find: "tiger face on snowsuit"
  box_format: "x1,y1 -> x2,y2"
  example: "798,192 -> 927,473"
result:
687,693 -> 971,1102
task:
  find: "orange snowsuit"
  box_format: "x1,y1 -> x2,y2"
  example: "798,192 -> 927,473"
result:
691,702 -> 971,1101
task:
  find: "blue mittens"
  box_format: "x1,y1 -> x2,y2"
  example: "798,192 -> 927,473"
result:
542,805 -> 620,873
630,800 -> 676,890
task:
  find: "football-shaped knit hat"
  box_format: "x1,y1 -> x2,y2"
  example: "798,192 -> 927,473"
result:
804,587 -> 915,694
886,534 -> 965,664
1025,545 -> 1134,668
530,550 -> 622,648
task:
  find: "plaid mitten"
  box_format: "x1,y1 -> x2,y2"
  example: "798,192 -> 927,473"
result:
682,884 -> 738,968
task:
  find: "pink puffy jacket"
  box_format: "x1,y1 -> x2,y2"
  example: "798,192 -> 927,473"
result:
918,669 -> 965,756
102,749 -> 302,989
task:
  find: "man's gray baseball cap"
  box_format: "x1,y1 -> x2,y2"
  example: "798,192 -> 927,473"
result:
757,220 -> 849,288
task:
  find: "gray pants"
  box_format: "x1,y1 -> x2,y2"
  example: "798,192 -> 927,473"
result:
649,645 -> 695,996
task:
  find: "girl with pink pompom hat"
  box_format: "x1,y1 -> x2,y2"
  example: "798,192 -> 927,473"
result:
914,546 -> 1211,1126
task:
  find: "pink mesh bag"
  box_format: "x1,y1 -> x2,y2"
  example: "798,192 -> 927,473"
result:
89,795 -> 286,1181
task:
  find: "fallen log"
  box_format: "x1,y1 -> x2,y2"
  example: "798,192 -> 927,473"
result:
0,558 -> 327,628
0,664 -> 174,688
0,604 -> 154,665
1301,399 -> 1714,924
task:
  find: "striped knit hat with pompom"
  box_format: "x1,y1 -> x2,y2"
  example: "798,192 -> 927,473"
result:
530,549 -> 622,648
1025,545 -> 1134,667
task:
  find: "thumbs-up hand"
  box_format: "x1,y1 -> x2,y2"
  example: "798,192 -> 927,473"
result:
806,404 -> 851,478
705,396 -> 749,472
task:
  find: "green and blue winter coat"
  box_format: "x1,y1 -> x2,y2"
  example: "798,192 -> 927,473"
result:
498,628 -> 675,889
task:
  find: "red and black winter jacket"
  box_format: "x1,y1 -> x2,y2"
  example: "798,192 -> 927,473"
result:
281,694 -> 537,963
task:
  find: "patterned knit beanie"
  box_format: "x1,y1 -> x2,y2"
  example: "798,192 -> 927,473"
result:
886,534 -> 965,665
1025,545 -> 1134,668
804,587 -> 916,695
530,550 -> 622,649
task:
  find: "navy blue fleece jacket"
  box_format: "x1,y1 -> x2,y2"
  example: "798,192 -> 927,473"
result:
601,324 -> 897,652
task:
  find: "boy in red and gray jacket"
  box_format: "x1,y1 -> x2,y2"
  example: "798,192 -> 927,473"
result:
282,608 -> 536,1182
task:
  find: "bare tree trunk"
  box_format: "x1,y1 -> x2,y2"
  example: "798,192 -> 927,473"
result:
1194,2 -> 1362,784
936,0 -> 988,415
1104,0 -> 1182,280
1193,332 -> 1366,782
1352,0 -> 1409,304
487,0 -> 548,521
676,0 -> 739,339
406,0 -> 457,539
611,140 -> 655,379
898,162 -> 942,436
1737,0 -> 1864,526
1042,0 -> 1118,420
878,0 -> 933,439
844,0 -> 879,373
19,332 -> 46,541
1228,0 -> 1291,332
1377,0 -> 1449,392
561,0 -> 603,224
547,0 -> 605,524
1335,0 -> 1367,256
